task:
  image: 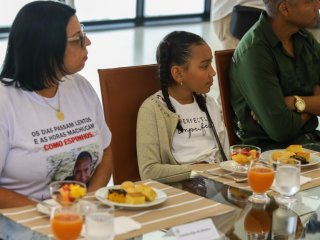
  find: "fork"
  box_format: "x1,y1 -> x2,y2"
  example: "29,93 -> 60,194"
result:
203,170 -> 248,183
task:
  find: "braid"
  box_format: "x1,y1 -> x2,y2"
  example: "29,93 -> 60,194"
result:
193,93 -> 207,113
158,41 -> 183,132
194,93 -> 228,161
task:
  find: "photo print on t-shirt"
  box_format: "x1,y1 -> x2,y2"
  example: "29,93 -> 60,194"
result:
46,143 -> 99,185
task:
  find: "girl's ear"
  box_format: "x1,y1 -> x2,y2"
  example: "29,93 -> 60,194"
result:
171,65 -> 183,83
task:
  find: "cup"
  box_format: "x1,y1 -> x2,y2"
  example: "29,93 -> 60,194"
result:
248,159 -> 274,204
50,205 -> 83,240
272,205 -> 298,239
85,203 -> 114,240
244,203 -> 270,239
50,180 -> 87,206
274,158 -> 301,207
230,145 -> 261,171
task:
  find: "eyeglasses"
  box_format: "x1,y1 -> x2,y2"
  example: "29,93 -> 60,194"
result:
67,24 -> 86,48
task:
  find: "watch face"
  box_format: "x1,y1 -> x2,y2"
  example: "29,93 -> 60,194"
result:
296,100 -> 305,111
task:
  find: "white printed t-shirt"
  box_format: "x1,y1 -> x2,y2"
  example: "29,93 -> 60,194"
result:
0,73 -> 111,201
169,95 -> 228,164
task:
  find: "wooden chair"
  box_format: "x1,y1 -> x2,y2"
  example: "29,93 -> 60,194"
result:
214,49 -> 239,146
98,64 -> 160,185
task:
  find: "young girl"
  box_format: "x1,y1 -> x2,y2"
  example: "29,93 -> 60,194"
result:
137,31 -> 229,182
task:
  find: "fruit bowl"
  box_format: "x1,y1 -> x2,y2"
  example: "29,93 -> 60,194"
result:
50,181 -> 87,206
230,145 -> 261,168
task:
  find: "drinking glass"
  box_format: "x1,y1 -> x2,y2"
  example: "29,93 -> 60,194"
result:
85,203 -> 114,240
274,158 -> 300,206
244,203 -> 270,240
272,205 -> 298,239
50,180 -> 87,206
247,159 -> 274,204
230,145 -> 261,172
50,205 -> 83,240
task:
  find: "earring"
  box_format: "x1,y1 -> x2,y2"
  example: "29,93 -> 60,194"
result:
180,81 -> 183,86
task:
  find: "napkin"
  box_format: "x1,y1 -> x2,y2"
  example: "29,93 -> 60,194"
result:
115,216 -> 142,235
271,175 -> 312,190
81,216 -> 141,237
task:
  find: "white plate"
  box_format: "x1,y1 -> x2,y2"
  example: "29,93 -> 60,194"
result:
36,199 -> 59,215
95,186 -> 167,209
36,199 -> 93,215
219,161 -> 248,175
261,149 -> 320,167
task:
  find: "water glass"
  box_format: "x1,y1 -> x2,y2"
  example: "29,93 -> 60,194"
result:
274,159 -> 301,206
85,203 -> 114,240
272,205 -> 298,239
248,159 -> 274,204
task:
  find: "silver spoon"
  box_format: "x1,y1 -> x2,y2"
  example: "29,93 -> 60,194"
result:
203,171 -> 248,183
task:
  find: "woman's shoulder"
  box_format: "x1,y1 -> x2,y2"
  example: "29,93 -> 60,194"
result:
0,82 -> 24,100
62,73 -> 96,95
140,90 -> 165,108
63,73 -> 90,87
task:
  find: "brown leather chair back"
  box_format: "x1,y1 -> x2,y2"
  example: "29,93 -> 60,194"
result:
214,49 -> 238,146
98,64 -> 160,184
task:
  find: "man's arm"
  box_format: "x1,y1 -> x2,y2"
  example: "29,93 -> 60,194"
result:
87,147 -> 112,192
284,85 -> 320,115
231,46 -> 302,142
0,187 -> 36,208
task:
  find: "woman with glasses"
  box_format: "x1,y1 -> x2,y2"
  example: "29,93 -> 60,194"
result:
0,1 -> 112,208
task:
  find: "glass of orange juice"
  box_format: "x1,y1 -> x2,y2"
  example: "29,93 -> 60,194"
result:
50,205 -> 84,240
247,159 -> 274,204
244,203 -> 271,239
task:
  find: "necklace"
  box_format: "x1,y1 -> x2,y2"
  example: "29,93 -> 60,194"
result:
38,88 -> 64,121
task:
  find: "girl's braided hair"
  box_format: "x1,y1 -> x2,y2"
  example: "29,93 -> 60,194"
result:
156,31 -> 208,131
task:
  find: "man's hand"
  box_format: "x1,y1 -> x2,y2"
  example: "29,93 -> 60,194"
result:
284,96 -> 295,111
251,111 -> 260,124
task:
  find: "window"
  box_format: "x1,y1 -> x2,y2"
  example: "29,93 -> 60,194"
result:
0,0 -> 34,28
144,0 -> 205,17
74,0 -> 136,22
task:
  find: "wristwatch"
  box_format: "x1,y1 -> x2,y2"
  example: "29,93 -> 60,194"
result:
293,96 -> 305,112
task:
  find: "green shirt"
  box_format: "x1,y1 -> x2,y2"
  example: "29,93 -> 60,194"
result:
230,12 -> 320,150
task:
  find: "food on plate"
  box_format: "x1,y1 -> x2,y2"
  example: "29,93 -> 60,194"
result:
271,145 -> 310,164
57,183 -> 86,205
107,181 -> 157,204
271,151 -> 295,161
125,192 -> 146,204
107,189 -> 127,203
286,144 -> 304,153
231,145 -> 260,165
134,184 -> 157,201
120,181 -> 135,191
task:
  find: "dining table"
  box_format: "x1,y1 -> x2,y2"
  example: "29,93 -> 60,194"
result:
2,148 -> 320,239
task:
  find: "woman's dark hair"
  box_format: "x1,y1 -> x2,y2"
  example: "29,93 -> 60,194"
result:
0,1 -> 76,91
156,31 -> 208,131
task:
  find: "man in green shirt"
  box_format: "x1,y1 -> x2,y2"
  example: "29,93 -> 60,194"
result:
230,0 -> 320,150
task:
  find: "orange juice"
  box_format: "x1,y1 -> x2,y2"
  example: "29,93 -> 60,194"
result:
248,167 -> 274,193
51,213 -> 83,240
